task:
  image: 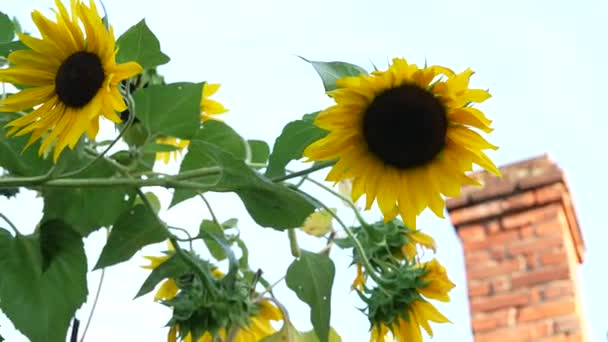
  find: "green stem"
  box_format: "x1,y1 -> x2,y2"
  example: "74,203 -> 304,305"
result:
291,187 -> 387,286
304,177 -> 370,228
0,212 -> 21,235
0,166 -> 221,189
199,194 -> 219,225
271,160 -> 334,183
79,266 -> 106,342
167,226 -> 194,250
287,229 -> 301,258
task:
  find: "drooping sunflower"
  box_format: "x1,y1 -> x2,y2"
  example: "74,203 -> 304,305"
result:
0,0 -> 142,161
369,258 -> 454,342
156,83 -> 228,163
402,230 -> 436,261
303,58 -> 500,228
167,300 -> 282,342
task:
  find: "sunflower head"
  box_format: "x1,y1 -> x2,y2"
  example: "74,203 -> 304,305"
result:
304,58 -> 500,228
0,0 -> 142,161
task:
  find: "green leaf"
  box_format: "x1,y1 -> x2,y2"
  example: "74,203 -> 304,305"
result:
236,238 -> 249,269
39,219 -> 81,271
200,229 -> 239,281
194,120 -> 247,160
134,82 -> 202,139
0,113 -> 54,177
0,12 -> 15,43
200,219 -> 227,261
265,117 -> 327,179
0,40 -> 26,58
94,204 -> 168,269
42,158 -> 135,236
301,57 -> 368,92
248,139 -> 270,166
0,223 -> 87,342
171,139 -> 316,229
136,253 -> 187,298
222,218 -> 238,229
115,19 -> 169,69
141,142 -> 181,154
133,191 -> 162,214
286,250 -> 335,342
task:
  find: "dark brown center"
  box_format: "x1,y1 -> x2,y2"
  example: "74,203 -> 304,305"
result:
362,83 -> 447,169
55,51 -> 104,108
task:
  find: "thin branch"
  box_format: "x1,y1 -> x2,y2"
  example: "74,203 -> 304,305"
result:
0,212 -> 21,235
79,268 -> 105,342
270,160 -> 334,183
199,194 -> 219,225
304,176 -> 370,227
287,229 -> 301,258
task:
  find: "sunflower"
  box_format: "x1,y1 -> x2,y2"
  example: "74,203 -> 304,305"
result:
0,0 -> 142,161
167,300 -> 282,342
303,58 -> 500,228
351,263 -> 366,291
369,258 -> 454,342
156,83 -> 228,163
402,230 -> 436,261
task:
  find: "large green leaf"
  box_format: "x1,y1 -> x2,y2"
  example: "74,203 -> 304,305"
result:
194,120 -> 247,160
94,204 -> 168,269
286,250 -> 335,342
171,139 -> 316,229
302,58 -> 368,92
200,219 -> 227,261
136,253 -> 188,298
133,82 -> 202,139
0,12 -> 14,43
0,222 -> 87,342
115,19 -> 169,69
0,113 -> 53,177
42,158 -> 135,236
248,139 -> 270,166
0,40 -> 26,58
265,116 -> 327,179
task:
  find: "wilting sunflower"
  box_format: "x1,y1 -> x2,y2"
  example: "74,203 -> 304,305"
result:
0,0 -> 142,161
369,258 -> 454,342
156,83 -> 228,163
167,300 -> 282,342
303,58 -> 500,228
402,230 -> 436,261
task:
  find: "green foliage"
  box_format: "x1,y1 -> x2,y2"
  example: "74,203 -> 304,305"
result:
0,11 -> 15,43
172,126 -> 316,230
116,19 -> 170,69
262,323 -> 342,342
266,114 -> 328,179
200,219 -> 227,261
136,253 -> 188,298
133,82 -> 203,140
94,204 -> 168,269
0,222 -> 87,342
301,58 -> 368,91
248,139 -> 270,166
286,250 -> 336,342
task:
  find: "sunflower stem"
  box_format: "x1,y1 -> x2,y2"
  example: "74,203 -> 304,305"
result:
199,194 -> 219,226
0,212 -> 21,236
287,229 -> 301,258
304,176 -> 370,228
271,160 -> 335,183
289,187 -> 388,287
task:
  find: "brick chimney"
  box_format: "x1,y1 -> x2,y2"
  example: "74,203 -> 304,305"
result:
446,155 -> 587,342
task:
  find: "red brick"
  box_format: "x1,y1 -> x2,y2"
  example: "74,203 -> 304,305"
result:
536,217 -> 563,236
501,204 -> 561,229
512,267 -> 570,289
458,223 -> 486,242
469,282 -> 491,297
470,181 -> 517,202
487,220 -> 501,234
508,236 -> 563,256
517,299 -> 576,322
519,169 -> 564,189
520,225 -> 535,238
465,250 -> 491,265
535,183 -> 566,204
490,277 -> 511,293
476,321 -> 552,342
553,315 -> 581,334
470,292 -> 529,312
451,200 -> 503,225
525,254 -> 539,269
464,230 -> 519,251
530,287 -> 544,302
471,308 -> 514,333
446,195 -> 468,209
468,259 -> 523,281
538,334 -> 585,342
490,246 -> 507,261
502,191 -> 536,212
541,250 -> 568,266
544,281 -> 573,300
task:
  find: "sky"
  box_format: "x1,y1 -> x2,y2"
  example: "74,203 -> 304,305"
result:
1,0 -> 607,341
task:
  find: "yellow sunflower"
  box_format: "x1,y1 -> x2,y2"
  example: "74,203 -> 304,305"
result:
0,0 -> 142,161
402,230 -> 436,261
156,83 -> 228,163
303,58 -> 500,228
167,300 -> 282,342
370,259 -> 454,342
351,263 -> 366,291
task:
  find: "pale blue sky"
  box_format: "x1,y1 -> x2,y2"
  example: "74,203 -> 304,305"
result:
1,0 -> 607,341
